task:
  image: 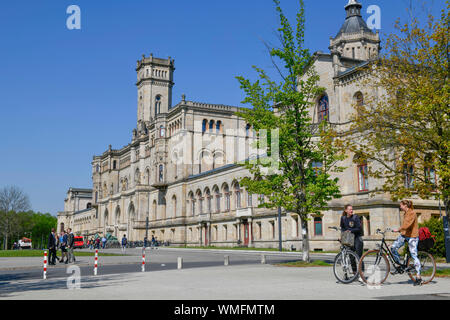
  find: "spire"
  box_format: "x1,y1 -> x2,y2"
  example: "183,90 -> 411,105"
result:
344,0 -> 362,18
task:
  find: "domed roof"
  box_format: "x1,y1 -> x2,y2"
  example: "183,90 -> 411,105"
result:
335,0 -> 374,38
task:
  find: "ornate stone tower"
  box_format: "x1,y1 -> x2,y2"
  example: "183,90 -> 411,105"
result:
135,54 -> 175,128
329,0 -> 381,75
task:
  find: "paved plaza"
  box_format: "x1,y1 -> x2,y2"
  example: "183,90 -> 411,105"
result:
0,248 -> 449,300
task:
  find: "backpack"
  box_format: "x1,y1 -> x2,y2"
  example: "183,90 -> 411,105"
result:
419,227 -> 431,241
418,227 -> 435,251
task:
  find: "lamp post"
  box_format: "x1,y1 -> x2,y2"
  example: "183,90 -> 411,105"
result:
278,206 -> 282,252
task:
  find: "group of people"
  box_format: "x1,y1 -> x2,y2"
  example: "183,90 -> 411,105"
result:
87,237 -> 106,250
47,228 -> 76,265
341,199 -> 422,286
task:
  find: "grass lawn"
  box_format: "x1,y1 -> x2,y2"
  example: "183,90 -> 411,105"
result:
0,250 -> 125,258
275,260 -> 332,267
434,268 -> 450,278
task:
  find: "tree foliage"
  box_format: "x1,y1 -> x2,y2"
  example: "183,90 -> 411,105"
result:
342,2 -> 449,206
0,185 -> 56,250
235,0 -> 345,261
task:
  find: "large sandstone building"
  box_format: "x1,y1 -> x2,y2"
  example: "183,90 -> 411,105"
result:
58,0 -> 440,250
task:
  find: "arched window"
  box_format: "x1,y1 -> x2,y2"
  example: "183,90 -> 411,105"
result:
159,125 -> 165,138
135,168 -> 140,185
213,186 -> 220,213
204,188 -> 211,213
159,165 -> 164,182
216,121 -> 222,134
152,200 -> 157,221
209,120 -> 215,132
318,95 -> 329,122
155,95 -> 162,117
233,182 -> 241,209
245,124 -> 251,137
115,207 -> 121,224
223,184 -> 230,211
355,92 -> 364,107
172,195 -> 177,218
202,119 -> 208,133
188,192 -> 195,216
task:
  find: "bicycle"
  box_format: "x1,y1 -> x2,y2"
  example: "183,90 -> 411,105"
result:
358,228 -> 436,286
329,226 -> 361,284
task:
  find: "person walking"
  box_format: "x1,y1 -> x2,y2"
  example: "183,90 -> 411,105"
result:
340,204 -> 364,279
95,237 -> 100,249
47,228 -> 57,265
101,236 -> 107,249
121,234 -> 127,253
151,235 -> 155,248
67,228 -> 76,263
59,231 -> 68,264
391,200 -> 422,286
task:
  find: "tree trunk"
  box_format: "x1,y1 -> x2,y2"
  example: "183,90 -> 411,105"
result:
301,218 -> 310,262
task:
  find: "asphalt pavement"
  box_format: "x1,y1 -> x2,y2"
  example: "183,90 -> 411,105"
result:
0,248 -> 449,300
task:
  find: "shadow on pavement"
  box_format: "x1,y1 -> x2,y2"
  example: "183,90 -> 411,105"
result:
0,274 -> 123,298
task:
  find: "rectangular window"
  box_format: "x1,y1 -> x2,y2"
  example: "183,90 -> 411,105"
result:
247,192 -> 252,207
404,165 -> 415,189
314,217 -> 323,236
357,163 -> 369,191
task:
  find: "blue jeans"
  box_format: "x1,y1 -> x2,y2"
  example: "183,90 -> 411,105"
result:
391,235 -> 421,275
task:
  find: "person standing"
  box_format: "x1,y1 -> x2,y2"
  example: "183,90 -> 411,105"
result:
340,204 -> 364,277
47,228 -> 57,265
121,234 -> 127,253
59,231 -> 68,264
95,237 -> 100,249
391,200 -> 422,286
67,228 -> 76,263
101,236 -> 107,249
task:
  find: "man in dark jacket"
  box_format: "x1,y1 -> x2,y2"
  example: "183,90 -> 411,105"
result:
67,228 -> 76,263
47,228 -> 57,265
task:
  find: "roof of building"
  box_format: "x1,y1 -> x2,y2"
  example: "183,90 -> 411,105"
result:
335,0 -> 374,38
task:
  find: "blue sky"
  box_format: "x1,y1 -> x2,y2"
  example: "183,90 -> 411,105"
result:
0,0 -> 443,215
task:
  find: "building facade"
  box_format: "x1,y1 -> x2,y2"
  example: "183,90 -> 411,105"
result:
57,0 -> 440,251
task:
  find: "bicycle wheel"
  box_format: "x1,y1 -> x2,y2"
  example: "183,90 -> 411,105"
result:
407,251 -> 436,284
333,250 -> 360,284
358,250 -> 390,286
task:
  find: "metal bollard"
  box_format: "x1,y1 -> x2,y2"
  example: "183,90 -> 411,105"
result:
94,249 -> 98,275
43,251 -> 47,280
142,248 -> 146,272
178,257 -> 183,269
224,255 -> 229,266
261,254 -> 266,264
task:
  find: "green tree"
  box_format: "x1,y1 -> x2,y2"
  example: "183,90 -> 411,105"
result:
0,186 -> 31,250
343,2 -> 449,206
236,0 -> 345,262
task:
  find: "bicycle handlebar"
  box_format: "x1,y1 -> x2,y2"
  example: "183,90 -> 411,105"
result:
376,228 -> 395,235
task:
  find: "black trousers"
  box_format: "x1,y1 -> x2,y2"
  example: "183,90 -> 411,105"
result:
49,248 -> 57,264
350,236 -> 364,272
